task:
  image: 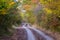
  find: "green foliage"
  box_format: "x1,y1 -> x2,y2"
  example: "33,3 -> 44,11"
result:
0,0 -> 22,36
25,11 -> 36,24
23,0 -> 31,4
0,14 -> 14,35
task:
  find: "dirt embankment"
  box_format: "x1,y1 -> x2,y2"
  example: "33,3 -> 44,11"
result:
0,28 -> 27,40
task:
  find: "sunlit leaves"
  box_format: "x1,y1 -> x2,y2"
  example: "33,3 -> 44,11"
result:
0,0 -> 16,14
39,0 -> 52,5
23,4 -> 32,11
40,0 -> 60,15
20,13 -> 25,19
43,8 -> 52,14
9,2 -> 15,6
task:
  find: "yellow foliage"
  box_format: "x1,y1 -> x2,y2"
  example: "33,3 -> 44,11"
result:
43,8 -> 52,14
39,0 -> 47,4
25,13 -> 30,17
39,0 -> 52,4
23,5 -> 31,11
20,13 -> 24,18
9,2 -> 15,6
1,9 -> 7,14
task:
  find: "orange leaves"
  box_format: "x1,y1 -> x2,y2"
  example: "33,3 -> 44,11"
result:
23,4 -> 32,11
31,0 -> 39,3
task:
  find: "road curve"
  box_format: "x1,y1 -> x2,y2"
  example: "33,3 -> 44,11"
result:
23,27 -> 35,40
29,27 -> 54,40
10,25 -> 54,40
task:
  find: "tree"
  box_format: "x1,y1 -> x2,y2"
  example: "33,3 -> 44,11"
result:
39,0 -> 60,32
0,0 -> 22,36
